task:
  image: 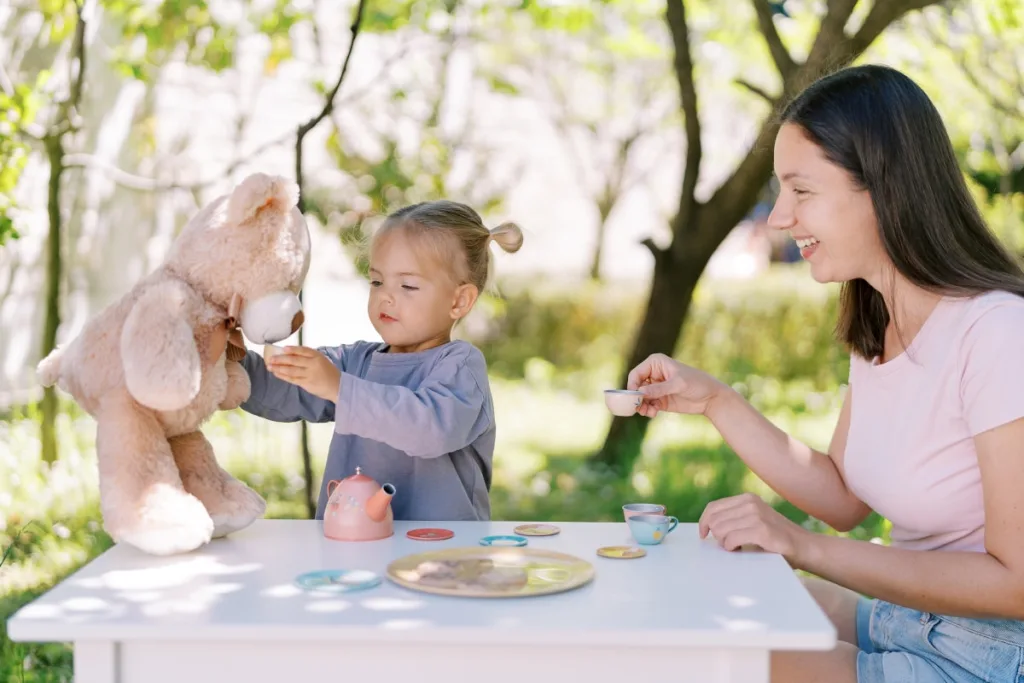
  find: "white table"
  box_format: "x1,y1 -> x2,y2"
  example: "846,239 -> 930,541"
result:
8,519 -> 835,683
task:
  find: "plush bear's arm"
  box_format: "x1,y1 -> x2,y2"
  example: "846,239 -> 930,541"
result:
122,280 -> 203,412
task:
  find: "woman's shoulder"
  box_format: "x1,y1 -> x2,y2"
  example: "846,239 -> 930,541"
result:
947,290 -> 1024,334
941,291 -> 1024,365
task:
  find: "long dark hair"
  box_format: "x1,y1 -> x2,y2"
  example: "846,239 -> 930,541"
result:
779,64 -> 1024,360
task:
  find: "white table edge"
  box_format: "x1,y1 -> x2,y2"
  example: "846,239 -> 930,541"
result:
7,619 -> 837,650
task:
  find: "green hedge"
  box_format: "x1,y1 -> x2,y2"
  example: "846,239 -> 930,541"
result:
468,265 -> 850,393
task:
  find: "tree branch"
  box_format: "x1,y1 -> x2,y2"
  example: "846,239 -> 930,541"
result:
68,0 -> 87,114
704,0 -> 945,242
640,237 -> 664,259
844,0 -> 941,59
735,78 -> 776,104
61,154 -> 213,192
752,0 -> 795,80
665,0 -> 702,252
802,0 -> 858,86
51,0 -> 88,137
0,60 -> 15,96
295,0 -> 368,212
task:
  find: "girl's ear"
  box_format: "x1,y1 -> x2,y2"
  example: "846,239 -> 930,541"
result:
450,283 -> 480,320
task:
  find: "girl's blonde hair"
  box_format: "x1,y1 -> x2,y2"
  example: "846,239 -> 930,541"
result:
369,200 -> 523,292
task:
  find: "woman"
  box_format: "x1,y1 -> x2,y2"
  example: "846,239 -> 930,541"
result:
629,64 -> 1024,683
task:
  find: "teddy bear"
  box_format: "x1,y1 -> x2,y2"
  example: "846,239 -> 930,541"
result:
36,172 -> 311,556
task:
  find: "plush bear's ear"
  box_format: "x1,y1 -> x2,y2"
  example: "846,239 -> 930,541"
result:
226,173 -> 300,226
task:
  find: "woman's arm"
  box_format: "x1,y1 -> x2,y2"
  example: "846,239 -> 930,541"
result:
630,353 -> 871,531
707,386 -> 872,532
795,415 -> 1024,620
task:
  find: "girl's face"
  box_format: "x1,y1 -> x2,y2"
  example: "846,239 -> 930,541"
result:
767,123 -> 888,287
367,230 -> 477,353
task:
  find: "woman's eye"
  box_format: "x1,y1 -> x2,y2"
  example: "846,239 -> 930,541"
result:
793,188 -> 809,196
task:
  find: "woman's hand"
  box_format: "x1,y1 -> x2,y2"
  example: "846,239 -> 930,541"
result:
699,492 -> 814,567
627,353 -> 730,417
266,346 -> 341,403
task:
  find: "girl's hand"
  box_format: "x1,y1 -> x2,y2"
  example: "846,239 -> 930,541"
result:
627,353 -> 730,418
266,346 -> 341,402
699,492 -> 814,567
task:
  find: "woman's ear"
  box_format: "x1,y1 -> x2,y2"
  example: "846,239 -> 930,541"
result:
450,283 -> 480,320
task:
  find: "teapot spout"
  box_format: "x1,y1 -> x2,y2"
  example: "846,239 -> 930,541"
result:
365,483 -> 396,522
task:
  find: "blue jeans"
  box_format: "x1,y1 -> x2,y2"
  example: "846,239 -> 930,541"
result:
856,597 -> 1024,682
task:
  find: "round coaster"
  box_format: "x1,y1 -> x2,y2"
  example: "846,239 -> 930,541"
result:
596,545 -> 646,559
479,534 -> 528,547
513,523 -> 560,537
294,569 -> 382,593
407,527 -> 454,541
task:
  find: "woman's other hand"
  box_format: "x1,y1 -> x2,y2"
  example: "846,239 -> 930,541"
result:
627,353 -> 730,418
699,492 -> 814,567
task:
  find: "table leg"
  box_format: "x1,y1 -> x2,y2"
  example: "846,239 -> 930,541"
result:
73,640 -> 119,683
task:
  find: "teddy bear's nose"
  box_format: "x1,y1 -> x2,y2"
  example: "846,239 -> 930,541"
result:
290,310 -> 305,334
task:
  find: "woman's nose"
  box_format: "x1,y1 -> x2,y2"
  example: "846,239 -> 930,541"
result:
766,196 -> 794,231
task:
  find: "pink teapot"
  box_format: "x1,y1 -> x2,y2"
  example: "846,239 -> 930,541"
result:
323,467 -> 396,541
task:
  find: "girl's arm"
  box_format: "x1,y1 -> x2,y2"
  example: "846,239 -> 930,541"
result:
240,347 -> 343,423
334,345 -> 491,457
797,414 -> 1024,620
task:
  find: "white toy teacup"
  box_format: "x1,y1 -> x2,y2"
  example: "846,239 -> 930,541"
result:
604,389 -> 644,416
263,344 -> 284,360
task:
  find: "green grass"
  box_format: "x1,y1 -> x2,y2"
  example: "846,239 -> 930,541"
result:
0,375 -> 883,681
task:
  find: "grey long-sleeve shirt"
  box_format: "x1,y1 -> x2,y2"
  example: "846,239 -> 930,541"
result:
239,340 -> 495,521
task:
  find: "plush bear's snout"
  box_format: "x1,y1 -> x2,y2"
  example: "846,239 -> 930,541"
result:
240,290 -> 305,344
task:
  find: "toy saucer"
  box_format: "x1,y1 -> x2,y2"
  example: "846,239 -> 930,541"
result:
513,523 -> 560,537
294,569 -> 382,593
479,534 -> 528,547
596,545 -> 646,559
407,527 -> 454,541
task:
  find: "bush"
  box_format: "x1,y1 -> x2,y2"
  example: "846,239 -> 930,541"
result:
467,265 -> 850,394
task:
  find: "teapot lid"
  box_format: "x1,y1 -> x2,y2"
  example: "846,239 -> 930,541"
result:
345,466 -> 375,483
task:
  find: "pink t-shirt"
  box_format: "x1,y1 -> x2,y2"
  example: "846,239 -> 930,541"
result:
843,290 -> 1024,552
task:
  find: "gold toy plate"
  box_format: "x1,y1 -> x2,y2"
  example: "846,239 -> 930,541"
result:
386,546 -> 595,598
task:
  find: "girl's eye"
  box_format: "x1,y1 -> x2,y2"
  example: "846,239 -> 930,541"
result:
370,280 -> 382,287
402,285 -> 419,291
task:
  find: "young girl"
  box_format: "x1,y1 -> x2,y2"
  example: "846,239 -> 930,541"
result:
238,200 -> 523,521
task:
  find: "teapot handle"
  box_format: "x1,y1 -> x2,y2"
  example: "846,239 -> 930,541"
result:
326,479 -> 340,497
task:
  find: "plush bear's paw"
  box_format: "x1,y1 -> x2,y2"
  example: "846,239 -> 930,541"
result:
209,478 -> 266,538
110,485 -> 215,555
219,363 -> 251,411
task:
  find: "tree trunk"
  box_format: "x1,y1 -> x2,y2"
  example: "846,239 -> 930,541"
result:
293,0 -> 368,518
40,134 -> 65,465
591,0 -> 945,474
589,203 -> 613,281
592,222 -> 712,473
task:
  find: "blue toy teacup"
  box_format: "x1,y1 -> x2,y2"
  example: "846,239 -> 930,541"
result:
626,513 -> 679,545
